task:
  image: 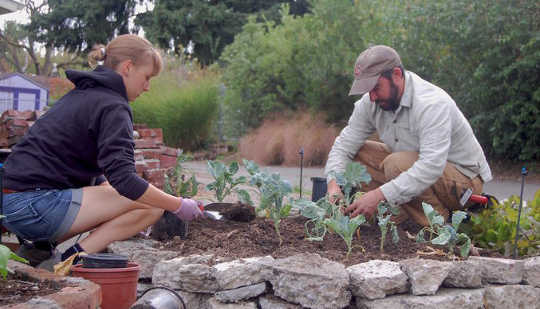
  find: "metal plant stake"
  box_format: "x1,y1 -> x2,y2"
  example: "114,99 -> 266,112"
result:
299,148 -> 304,199
513,166 -> 528,258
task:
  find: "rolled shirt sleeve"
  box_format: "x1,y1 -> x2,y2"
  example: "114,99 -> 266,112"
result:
324,98 -> 376,181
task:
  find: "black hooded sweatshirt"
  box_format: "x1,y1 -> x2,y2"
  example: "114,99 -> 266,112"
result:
3,66 -> 148,201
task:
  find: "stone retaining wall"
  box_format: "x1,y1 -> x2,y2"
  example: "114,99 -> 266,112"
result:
110,239 -> 540,309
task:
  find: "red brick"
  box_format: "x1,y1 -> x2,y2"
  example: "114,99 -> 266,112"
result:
146,159 -> 160,169
141,149 -> 162,160
6,118 -> 29,128
134,150 -> 145,161
143,168 -> 166,189
137,128 -> 163,139
8,125 -> 29,137
160,146 -> 181,157
135,160 -> 148,174
135,139 -> 160,149
159,154 -> 177,169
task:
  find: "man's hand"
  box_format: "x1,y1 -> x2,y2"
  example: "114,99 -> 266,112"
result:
327,179 -> 344,204
344,188 -> 386,218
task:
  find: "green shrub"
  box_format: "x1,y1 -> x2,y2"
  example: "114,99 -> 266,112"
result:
220,0 -> 400,136
398,0 -> 539,161
132,71 -> 219,150
462,189 -> 540,257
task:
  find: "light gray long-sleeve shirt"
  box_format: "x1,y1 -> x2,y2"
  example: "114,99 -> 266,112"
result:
325,71 -> 492,206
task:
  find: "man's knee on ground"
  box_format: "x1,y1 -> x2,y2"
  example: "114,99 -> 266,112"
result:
381,151 -> 418,179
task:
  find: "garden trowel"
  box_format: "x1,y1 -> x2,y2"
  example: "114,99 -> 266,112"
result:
197,202 -> 223,220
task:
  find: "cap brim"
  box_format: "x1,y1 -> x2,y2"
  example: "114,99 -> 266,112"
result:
348,75 -> 379,96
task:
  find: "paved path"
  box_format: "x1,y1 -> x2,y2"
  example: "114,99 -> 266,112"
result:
184,161 -> 540,202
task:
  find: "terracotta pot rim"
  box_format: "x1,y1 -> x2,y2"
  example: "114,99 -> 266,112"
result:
71,262 -> 140,273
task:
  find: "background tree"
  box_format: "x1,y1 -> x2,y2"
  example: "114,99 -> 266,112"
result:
136,0 -> 310,66
0,0 -> 141,75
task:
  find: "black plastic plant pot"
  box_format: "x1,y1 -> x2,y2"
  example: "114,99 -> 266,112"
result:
311,177 -> 327,202
81,253 -> 129,269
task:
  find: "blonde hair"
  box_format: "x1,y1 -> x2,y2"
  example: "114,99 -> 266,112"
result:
88,34 -> 163,76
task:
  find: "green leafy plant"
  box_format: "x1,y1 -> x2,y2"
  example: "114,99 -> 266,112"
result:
292,197 -> 337,241
292,161 -> 371,257
164,154 -> 199,198
376,202 -> 400,253
243,159 -> 292,245
206,160 -> 252,204
462,189 -> 540,256
328,162 -> 372,208
323,208 -> 366,259
0,216 -> 28,279
416,203 -> 471,258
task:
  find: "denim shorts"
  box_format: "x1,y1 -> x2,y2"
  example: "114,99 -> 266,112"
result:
1,188 -> 82,242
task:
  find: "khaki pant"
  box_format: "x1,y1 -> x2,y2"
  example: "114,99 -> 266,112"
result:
354,141 -> 483,226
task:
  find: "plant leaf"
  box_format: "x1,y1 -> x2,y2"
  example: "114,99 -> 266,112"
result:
432,227 -> 451,245
451,210 -> 467,230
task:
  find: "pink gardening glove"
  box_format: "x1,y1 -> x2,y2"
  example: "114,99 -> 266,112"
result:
172,198 -> 203,221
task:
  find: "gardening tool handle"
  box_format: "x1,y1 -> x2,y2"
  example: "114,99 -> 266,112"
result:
469,194 -> 488,205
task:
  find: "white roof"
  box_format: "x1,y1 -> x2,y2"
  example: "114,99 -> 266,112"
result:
0,0 -> 24,15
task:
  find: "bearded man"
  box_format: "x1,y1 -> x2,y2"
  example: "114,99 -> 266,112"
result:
325,45 -> 492,226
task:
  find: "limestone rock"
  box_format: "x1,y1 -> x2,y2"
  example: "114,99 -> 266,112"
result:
214,256 -> 274,290
484,285 -> 540,309
399,258 -> 452,295
347,260 -> 408,299
358,288 -> 485,309
258,295 -> 302,309
269,253 -> 351,309
523,256 -> 540,287
215,282 -> 267,303
152,255 -> 219,292
443,260 -> 482,288
468,256 -> 524,284
207,297 -> 257,309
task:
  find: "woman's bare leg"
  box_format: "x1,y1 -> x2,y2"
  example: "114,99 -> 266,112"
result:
57,185 -> 164,253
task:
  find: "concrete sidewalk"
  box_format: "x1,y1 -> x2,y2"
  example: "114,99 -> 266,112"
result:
183,161 -> 540,202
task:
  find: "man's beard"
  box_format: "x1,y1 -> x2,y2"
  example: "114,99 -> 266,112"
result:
376,80 -> 400,111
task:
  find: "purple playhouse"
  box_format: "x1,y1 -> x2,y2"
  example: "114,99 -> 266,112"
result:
0,72 -> 49,114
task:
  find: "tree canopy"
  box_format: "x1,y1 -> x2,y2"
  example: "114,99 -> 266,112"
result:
136,0 -> 310,66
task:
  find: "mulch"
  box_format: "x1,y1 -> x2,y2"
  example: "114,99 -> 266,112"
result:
0,273 -> 67,306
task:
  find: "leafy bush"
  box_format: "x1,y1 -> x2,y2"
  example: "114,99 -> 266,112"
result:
131,70 -> 219,150
397,0 -> 539,160
220,0 -> 399,136
462,189 -> 540,257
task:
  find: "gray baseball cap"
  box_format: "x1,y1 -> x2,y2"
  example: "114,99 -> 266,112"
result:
349,45 -> 402,95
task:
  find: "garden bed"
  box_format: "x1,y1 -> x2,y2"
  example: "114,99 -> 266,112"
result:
153,203 -> 503,266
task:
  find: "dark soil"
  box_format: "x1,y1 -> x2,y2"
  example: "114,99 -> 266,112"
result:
0,273 -> 68,306
153,203 -> 503,266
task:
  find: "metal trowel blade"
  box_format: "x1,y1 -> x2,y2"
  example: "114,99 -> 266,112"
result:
203,210 -> 223,220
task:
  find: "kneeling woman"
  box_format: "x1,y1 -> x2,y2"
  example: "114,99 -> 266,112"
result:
1,34 -> 202,266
